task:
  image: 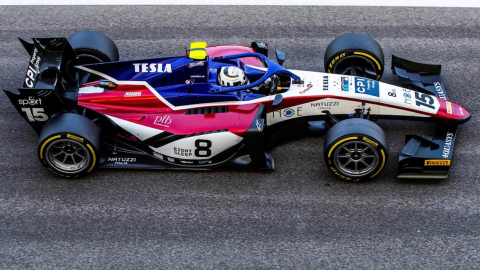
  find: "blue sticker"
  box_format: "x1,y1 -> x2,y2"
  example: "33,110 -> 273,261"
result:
341,77 -> 349,91
283,108 -> 295,117
355,78 -> 379,97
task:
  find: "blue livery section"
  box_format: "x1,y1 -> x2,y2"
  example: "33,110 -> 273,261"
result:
79,52 -> 300,107
354,77 -> 379,97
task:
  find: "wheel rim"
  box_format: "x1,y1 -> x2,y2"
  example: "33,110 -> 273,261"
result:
333,140 -> 379,177
45,139 -> 90,174
332,55 -> 379,80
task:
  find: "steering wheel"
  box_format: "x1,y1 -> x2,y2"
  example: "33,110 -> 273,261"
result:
269,75 -> 279,95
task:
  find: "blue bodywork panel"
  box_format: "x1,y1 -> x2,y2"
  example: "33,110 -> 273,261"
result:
80,52 -> 300,107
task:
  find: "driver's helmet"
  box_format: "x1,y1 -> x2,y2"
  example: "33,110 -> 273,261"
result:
218,66 -> 249,86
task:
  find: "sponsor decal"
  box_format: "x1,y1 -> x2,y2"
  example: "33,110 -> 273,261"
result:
185,79 -> 193,84
153,152 -> 163,159
446,101 -> 452,114
403,89 -> 412,105
434,82 -> 447,100
459,107 -> 464,115
108,157 -> 136,164
133,63 -> 172,73
362,137 -> 378,147
18,96 -> 42,106
283,108 -> 295,117
256,119 -> 262,131
25,47 -> 41,88
425,159 -> 451,166
311,101 -> 339,110
190,75 -> 205,78
443,132 -> 454,159
67,134 -> 84,143
117,134 -> 137,142
272,107 -> 303,118
198,160 -> 212,165
323,76 -> 329,91
388,89 -> 396,97
124,91 -> 142,97
327,53 -> 346,72
167,157 -> 175,162
299,83 -> 313,94
188,61 -> 205,68
180,160 -> 194,164
153,115 -> 172,127
174,147 -> 193,157
341,77 -> 349,91
355,78 -> 379,97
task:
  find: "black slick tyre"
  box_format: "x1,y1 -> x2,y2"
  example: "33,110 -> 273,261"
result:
66,31 -> 119,82
38,114 -> 101,178
324,33 -> 385,80
68,31 -> 119,63
324,118 -> 388,181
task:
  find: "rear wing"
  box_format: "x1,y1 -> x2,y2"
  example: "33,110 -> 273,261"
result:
3,38 -> 78,134
392,56 -> 468,180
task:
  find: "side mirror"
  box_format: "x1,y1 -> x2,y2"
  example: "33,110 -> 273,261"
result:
275,50 -> 285,66
272,94 -> 283,107
251,42 -> 268,57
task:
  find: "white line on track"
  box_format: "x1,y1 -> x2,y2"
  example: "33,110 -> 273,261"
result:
0,0 -> 479,7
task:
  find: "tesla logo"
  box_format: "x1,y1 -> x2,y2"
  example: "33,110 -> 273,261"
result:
153,115 -> 172,127
133,63 -> 172,73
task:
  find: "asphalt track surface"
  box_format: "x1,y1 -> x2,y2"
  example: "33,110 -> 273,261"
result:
1,6 -> 480,270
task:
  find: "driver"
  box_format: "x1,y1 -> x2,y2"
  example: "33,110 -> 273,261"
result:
218,66 -> 249,86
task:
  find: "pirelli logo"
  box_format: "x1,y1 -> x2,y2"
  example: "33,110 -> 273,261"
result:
446,101 -> 452,114
424,159 -> 451,166
67,134 -> 84,143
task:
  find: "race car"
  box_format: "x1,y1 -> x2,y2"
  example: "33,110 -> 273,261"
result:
3,31 -> 471,181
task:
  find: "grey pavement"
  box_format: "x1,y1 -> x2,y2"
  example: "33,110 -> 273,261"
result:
0,6 -> 479,270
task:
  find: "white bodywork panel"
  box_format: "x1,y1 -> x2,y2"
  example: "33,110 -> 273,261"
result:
150,132 -> 243,160
267,71 -> 440,126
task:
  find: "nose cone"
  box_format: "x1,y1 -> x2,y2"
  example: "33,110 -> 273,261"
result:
437,99 -> 471,124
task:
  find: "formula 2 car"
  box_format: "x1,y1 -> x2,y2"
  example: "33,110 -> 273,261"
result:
3,31 -> 471,181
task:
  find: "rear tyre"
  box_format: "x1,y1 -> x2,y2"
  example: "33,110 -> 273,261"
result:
38,114 -> 101,178
324,118 -> 388,181
324,33 -> 384,80
66,31 -> 119,82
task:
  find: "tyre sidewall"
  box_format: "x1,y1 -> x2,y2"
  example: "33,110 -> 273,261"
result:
325,49 -> 384,79
325,134 -> 388,181
38,132 -> 98,178
324,33 -> 385,80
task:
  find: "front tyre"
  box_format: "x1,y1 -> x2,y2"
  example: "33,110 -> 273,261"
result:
324,119 -> 388,181
324,33 -> 384,80
38,114 -> 101,178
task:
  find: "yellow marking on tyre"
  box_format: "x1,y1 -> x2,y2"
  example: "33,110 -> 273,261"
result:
86,144 -> 96,172
40,135 -> 61,159
362,137 -> 378,147
354,52 -> 381,70
67,134 -> 84,143
328,137 -> 358,158
370,149 -> 386,178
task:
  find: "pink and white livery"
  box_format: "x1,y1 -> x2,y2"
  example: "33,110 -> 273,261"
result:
4,32 -> 470,181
